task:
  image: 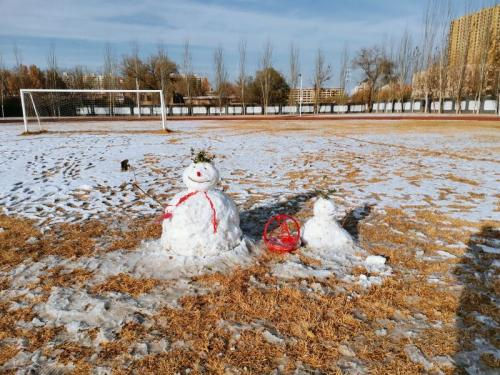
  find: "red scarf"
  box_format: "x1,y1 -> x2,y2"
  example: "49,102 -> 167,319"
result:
163,191 -> 218,233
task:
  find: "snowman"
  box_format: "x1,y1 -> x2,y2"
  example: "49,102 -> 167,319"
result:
301,197 -> 354,252
160,151 -> 242,257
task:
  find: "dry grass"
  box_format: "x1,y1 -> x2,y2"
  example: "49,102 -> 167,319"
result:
445,173 -> 479,186
0,278 -> 10,291
19,129 -> 49,136
91,273 -> 160,297
0,345 -> 19,367
0,299 -> 61,359
20,129 -> 172,136
30,266 -> 94,293
1,204 -> 498,372
0,303 -> 35,341
0,214 -> 41,268
0,214 -> 162,271
123,261 -> 448,373
0,214 -> 107,269
118,247 -> 461,373
481,353 -> 500,368
105,217 -> 162,252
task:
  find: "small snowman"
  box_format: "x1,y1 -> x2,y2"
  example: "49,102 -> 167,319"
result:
160,151 -> 242,257
301,197 -> 354,252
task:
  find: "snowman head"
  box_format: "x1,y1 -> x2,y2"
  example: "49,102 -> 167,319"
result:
313,197 -> 336,218
183,162 -> 220,191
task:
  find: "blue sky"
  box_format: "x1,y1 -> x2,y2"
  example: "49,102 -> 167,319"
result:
0,0 -> 495,89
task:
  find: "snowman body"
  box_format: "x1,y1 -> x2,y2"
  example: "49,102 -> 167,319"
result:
160,161 -> 242,257
301,198 -> 353,252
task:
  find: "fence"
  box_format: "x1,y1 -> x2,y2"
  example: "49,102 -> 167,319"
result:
155,99 -> 498,116
3,98 -> 498,119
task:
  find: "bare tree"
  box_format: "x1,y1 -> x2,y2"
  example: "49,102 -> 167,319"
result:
156,42 -> 173,105
64,66 -> 95,89
13,42 -> 24,90
130,41 -> 141,115
473,4 -> 494,114
312,48 -> 332,113
419,0 -> 439,112
46,43 -> 58,89
497,70 -> 500,116
450,2 -> 472,114
0,51 -> 5,117
103,43 -> 117,89
435,0 -> 452,113
288,42 -> 300,104
259,40 -> 273,114
103,43 -> 117,115
339,43 -> 350,104
381,36 -> 398,113
353,46 -> 392,112
213,45 -> 228,113
182,39 -> 193,113
46,42 -> 60,116
395,29 -> 417,111
237,38 -> 247,113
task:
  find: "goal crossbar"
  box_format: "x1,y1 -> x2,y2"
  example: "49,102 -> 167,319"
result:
20,89 -> 167,132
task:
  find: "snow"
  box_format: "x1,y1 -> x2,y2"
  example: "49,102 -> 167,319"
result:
405,345 -> 434,371
1,119 -> 495,293
0,119 -> 499,372
357,274 -> 384,288
478,244 -> 500,254
0,120 -> 498,228
364,255 -> 388,273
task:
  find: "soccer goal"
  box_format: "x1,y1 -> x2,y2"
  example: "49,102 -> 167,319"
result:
20,89 -> 167,133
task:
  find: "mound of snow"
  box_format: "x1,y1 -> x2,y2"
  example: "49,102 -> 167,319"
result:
93,238 -> 255,282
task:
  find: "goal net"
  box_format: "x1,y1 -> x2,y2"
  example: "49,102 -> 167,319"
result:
20,89 -> 167,132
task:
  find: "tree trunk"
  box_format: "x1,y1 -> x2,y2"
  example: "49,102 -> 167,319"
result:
241,86 -> 245,115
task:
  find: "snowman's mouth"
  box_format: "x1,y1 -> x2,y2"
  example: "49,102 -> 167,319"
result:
188,176 -> 212,184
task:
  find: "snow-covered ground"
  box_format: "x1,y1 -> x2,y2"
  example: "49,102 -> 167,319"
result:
0,119 -> 499,373
1,120 -> 498,226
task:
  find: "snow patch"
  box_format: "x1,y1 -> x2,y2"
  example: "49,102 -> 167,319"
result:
479,244 -> 500,255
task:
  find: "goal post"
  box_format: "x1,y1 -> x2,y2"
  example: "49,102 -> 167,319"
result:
20,89 -> 167,132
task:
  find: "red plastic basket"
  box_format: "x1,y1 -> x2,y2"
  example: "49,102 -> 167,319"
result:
263,214 -> 301,253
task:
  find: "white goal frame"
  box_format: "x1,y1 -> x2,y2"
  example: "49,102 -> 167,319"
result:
20,89 -> 167,132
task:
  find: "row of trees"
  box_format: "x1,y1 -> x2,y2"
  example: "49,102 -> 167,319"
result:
1,2 -> 498,116
0,40 -> 294,116
352,1 -> 499,113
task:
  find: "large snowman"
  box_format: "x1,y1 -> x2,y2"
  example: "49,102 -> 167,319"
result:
160,152 -> 242,257
301,197 -> 354,253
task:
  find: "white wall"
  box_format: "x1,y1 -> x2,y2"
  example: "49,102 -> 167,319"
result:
484,100 -> 497,111
192,106 -> 207,115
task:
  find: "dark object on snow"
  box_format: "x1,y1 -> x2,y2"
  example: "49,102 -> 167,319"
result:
121,159 -> 129,172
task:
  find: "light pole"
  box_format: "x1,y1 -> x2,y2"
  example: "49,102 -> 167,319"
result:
345,68 -> 351,113
299,73 -> 303,116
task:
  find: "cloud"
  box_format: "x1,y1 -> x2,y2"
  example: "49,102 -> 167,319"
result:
0,0 -> 419,47
0,0 -> 484,84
